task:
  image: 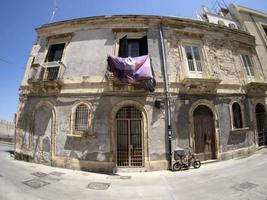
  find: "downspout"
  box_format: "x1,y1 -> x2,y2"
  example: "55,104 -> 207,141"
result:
159,19 -> 172,170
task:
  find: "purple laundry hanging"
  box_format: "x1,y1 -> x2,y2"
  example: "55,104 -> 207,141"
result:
107,55 -> 153,84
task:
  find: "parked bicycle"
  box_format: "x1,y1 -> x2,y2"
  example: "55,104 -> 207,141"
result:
172,147 -> 201,171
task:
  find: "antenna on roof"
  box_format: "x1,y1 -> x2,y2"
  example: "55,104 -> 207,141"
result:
49,0 -> 58,23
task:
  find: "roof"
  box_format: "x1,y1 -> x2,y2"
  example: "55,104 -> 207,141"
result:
232,4 -> 267,18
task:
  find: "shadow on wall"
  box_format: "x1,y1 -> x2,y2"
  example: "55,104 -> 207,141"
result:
62,96 -> 151,172
32,106 -> 52,163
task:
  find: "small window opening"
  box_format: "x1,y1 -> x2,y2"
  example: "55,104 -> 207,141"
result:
232,103 -> 243,129
119,35 -> 148,57
46,43 -> 65,62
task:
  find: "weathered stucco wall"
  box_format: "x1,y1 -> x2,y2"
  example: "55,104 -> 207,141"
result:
240,12 -> 267,80
16,16 -> 264,171
0,120 -> 15,142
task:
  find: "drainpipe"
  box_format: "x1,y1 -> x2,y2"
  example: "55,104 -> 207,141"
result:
159,20 -> 172,170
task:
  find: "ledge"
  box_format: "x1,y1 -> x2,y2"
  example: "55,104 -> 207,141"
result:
67,134 -> 96,141
230,127 -> 250,134
180,77 -> 222,93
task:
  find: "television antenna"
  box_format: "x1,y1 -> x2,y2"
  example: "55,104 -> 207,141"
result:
49,0 -> 58,23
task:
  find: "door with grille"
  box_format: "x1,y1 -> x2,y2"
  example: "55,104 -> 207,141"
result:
116,106 -> 143,167
193,105 -> 216,161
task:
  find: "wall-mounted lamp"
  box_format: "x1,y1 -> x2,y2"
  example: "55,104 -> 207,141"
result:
155,99 -> 164,109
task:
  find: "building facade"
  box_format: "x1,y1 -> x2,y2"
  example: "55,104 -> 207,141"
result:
15,15 -> 265,172
201,4 -> 267,150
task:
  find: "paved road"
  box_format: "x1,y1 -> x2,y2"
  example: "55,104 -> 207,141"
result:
0,142 -> 267,200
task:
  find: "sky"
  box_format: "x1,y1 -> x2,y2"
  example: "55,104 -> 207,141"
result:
0,0 -> 266,121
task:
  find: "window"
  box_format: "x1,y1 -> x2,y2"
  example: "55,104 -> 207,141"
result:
74,104 -> 89,132
119,35 -> 148,57
185,46 -> 202,72
46,43 -> 65,62
46,66 -> 60,80
241,54 -> 254,76
262,25 -> 267,36
232,103 -> 243,129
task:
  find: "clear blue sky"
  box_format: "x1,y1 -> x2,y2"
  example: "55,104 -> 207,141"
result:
0,0 -> 266,121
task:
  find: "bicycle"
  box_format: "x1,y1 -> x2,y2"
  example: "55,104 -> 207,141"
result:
172,147 -> 201,171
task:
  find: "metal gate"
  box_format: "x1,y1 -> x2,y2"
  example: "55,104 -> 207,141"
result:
256,104 -> 267,146
193,105 -> 216,161
116,106 -> 143,167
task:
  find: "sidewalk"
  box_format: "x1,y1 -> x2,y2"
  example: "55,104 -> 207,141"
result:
0,143 -> 267,200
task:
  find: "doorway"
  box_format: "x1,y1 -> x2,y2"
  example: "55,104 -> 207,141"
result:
193,105 -> 216,161
116,106 -> 143,167
256,103 -> 267,146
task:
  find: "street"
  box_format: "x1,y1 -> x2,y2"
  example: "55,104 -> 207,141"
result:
0,142 -> 267,200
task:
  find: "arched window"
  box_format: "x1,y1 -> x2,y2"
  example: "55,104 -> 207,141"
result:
232,103 -> 243,129
74,104 -> 89,131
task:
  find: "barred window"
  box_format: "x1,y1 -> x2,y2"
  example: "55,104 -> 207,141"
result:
75,104 -> 89,131
232,103 -> 243,129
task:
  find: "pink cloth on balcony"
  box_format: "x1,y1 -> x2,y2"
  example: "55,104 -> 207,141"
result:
107,55 -> 153,84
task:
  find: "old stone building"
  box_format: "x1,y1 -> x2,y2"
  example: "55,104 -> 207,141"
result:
15,15 -> 265,172
201,4 -> 267,149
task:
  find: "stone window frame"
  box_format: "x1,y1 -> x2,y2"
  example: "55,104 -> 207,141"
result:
180,39 -> 206,78
229,100 -> 248,132
42,33 -> 73,64
239,49 -> 256,82
112,29 -> 147,57
70,101 -> 93,136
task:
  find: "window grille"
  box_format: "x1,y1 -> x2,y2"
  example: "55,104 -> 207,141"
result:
116,106 -> 143,167
232,103 -> 243,129
75,105 -> 89,131
46,66 -> 60,80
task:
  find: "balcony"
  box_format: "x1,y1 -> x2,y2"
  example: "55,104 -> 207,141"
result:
244,82 -> 267,96
27,61 -> 66,94
187,59 -> 202,72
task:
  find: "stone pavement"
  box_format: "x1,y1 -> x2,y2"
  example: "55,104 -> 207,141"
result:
0,142 -> 267,200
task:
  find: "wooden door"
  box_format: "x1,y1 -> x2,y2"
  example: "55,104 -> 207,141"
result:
116,106 -> 143,167
193,105 -> 216,161
256,104 -> 267,146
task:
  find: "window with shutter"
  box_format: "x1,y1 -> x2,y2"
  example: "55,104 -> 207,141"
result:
118,35 -> 148,57
46,43 -> 65,62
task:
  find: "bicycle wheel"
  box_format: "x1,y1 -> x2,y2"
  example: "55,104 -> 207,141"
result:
193,160 -> 201,169
173,162 -> 182,171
